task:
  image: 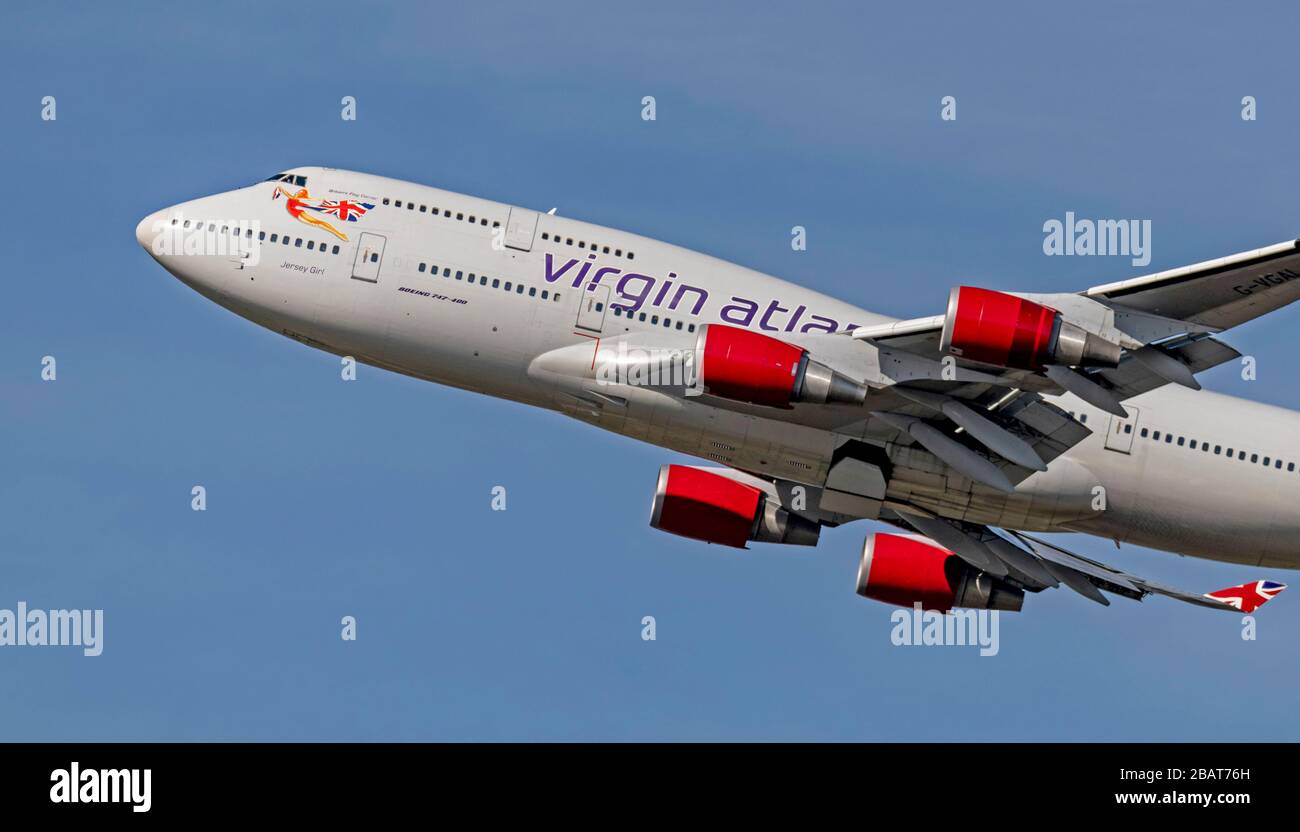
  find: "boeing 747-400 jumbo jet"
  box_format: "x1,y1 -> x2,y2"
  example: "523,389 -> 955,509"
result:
137,166 -> 1293,616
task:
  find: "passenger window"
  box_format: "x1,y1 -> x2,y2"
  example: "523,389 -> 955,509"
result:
419,263 -> 426,272
456,271 -> 463,280
505,282 -> 512,291
333,245 -> 340,254
542,290 -> 549,299
295,238 -> 302,247
517,285 -> 525,294
492,279 -> 500,288
270,233 -> 278,242
529,287 -> 537,297
1252,454 -> 1259,463
370,253 -> 378,263
307,241 -> 315,250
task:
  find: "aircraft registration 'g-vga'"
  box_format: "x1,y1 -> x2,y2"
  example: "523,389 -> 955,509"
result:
138,165 -> 1297,616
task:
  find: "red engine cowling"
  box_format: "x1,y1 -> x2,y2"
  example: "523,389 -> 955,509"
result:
939,286 -> 1120,370
649,465 -> 820,548
855,532 -> 1024,612
695,324 -> 867,408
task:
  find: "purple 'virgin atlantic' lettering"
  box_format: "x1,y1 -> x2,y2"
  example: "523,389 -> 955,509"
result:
544,253 -> 580,285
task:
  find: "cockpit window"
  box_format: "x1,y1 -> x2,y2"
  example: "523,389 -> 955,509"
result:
262,173 -> 307,186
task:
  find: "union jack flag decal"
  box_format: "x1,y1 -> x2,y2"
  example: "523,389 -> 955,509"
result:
1205,580 -> 1286,613
309,199 -> 375,223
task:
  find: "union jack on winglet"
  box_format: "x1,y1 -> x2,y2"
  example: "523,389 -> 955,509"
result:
1204,580 -> 1287,613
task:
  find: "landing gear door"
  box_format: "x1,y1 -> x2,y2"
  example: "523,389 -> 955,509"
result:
1103,406 -> 1140,454
351,232 -> 386,283
504,207 -> 539,252
575,285 -> 610,333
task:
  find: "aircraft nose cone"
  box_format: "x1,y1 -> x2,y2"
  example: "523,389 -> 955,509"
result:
136,210 -> 167,252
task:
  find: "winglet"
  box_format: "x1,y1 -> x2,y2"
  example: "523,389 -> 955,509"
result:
1204,580 -> 1287,613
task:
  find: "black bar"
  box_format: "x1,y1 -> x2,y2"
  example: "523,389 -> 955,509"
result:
2,743 -> 1286,818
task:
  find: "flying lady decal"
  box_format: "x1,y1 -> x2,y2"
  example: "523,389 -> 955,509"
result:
273,186 -> 375,242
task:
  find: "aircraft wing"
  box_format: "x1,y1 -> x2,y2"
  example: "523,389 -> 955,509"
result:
888,509 -> 1286,613
840,239 -> 1300,493
1084,239 -> 1300,330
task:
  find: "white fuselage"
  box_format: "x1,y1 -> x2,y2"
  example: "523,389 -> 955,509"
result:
136,167 -> 1300,569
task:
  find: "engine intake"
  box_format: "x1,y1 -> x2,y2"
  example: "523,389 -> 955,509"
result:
649,464 -> 820,548
695,324 -> 867,408
855,532 -> 1023,612
940,287 -> 1121,370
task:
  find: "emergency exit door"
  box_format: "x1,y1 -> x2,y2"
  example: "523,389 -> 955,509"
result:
351,232 -> 386,283
575,285 -> 610,333
1103,406 -> 1140,454
503,207 -> 539,252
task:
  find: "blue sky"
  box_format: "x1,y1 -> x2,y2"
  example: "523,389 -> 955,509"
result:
2,1 -> 1298,740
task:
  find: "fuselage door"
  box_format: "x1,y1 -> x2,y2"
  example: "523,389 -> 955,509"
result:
1103,405 -> 1140,454
351,232 -> 386,283
575,285 -> 610,333
504,207 -> 539,252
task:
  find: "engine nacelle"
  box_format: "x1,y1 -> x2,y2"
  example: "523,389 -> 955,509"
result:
694,324 -> 867,408
649,464 -> 820,548
940,286 -> 1121,370
855,532 -> 1024,612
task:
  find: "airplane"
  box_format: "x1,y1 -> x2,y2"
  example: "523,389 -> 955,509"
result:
135,166 -> 1293,617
